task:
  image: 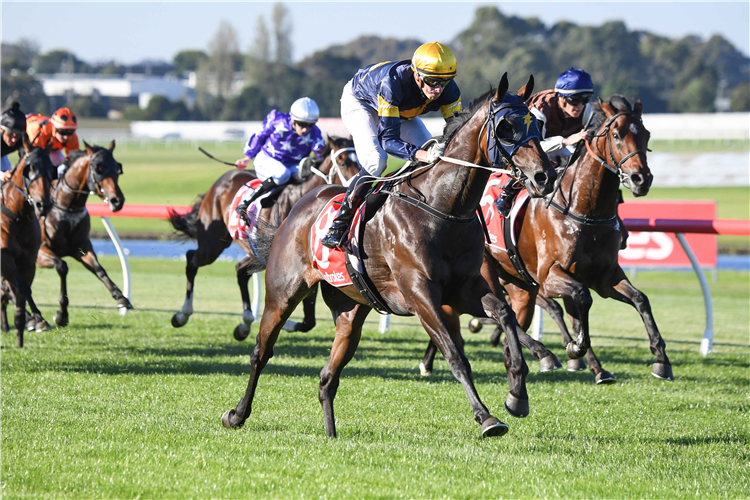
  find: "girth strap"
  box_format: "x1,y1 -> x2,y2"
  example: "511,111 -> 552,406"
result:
502,214 -> 537,286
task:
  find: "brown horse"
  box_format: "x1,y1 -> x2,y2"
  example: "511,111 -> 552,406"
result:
32,141 -> 129,328
220,74 -> 557,438
168,137 -> 361,340
421,95 -> 671,383
1,138 -> 53,347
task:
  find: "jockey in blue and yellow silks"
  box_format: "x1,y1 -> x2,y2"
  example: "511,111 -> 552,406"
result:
322,41 -> 462,249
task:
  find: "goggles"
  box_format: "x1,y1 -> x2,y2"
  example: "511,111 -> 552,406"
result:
563,93 -> 592,106
56,128 -> 76,136
420,75 -> 453,89
294,121 -> 315,129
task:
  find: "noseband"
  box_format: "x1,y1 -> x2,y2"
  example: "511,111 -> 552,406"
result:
585,111 -> 646,187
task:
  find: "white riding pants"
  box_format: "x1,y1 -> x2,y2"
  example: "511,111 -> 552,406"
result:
340,79 -> 432,177
252,150 -> 299,185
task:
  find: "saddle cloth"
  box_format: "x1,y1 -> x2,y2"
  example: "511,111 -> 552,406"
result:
227,179 -> 263,240
478,172 -> 530,251
309,193 -> 367,287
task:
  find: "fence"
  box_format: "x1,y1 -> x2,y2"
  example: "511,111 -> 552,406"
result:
86,202 -> 749,356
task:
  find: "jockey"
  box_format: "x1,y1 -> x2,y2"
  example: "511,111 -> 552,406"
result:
235,97 -> 326,217
1,102 -> 27,183
321,41 -> 462,249
26,107 -> 81,181
495,68 -> 594,216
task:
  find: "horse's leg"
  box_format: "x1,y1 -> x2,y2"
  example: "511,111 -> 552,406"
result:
412,278 -> 508,436
74,242 -> 132,310
37,246 -> 69,327
172,236 -> 230,328
419,305 -> 459,376
222,256 -> 312,429
13,286 -> 27,348
1,281 -> 10,333
540,295 -> 586,372
597,266 -> 673,381
284,283 -> 319,333
503,283 -> 561,372
233,256 -> 257,341
319,304 -> 370,437
542,265 -> 592,360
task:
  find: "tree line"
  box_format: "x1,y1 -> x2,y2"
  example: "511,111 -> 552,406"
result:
2,4 -> 748,120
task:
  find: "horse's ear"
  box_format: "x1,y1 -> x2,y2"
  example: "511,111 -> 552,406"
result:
109,140 -> 116,152
599,98 -> 615,118
83,140 -> 93,155
633,99 -> 643,116
516,74 -> 534,102
494,73 -> 509,104
23,134 -> 32,153
327,136 -> 335,149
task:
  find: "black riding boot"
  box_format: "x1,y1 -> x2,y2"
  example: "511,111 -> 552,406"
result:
236,178 -> 277,221
494,179 -> 521,217
321,181 -> 370,249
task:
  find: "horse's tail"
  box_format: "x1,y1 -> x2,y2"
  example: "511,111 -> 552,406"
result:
243,211 -> 282,275
168,195 -> 204,241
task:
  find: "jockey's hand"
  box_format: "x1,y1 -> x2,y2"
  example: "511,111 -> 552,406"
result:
0,170 -> 11,182
563,130 -> 587,147
235,157 -> 252,170
418,142 -> 446,164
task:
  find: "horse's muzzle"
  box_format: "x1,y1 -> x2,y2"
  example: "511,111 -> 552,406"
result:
108,195 -> 124,212
528,169 -> 557,197
628,171 -> 652,197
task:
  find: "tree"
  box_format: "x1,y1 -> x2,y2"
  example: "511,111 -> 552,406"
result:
1,72 -> 47,114
272,3 -> 293,65
730,83 -> 750,111
1,39 -> 40,72
33,49 -> 90,74
173,50 -> 208,75
205,21 -> 240,98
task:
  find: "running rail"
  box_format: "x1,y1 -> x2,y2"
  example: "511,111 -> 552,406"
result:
88,203 -> 749,354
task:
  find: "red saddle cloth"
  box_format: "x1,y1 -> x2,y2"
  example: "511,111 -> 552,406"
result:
227,179 -> 263,240
479,172 -> 530,250
309,194 -> 367,287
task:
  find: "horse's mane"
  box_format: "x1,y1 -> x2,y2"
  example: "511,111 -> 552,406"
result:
586,95 -> 633,141
440,87 -> 496,145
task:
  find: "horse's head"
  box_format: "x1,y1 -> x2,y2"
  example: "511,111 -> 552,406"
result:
325,136 -> 361,188
487,73 -> 556,197
20,136 -> 53,217
588,96 -> 652,197
84,140 -> 125,211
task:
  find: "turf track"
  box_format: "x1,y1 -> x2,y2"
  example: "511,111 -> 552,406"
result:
2,257 -> 748,498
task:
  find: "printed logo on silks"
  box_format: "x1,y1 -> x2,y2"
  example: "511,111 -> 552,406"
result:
228,179 -> 263,240
478,172 -> 530,251
310,194 -> 353,287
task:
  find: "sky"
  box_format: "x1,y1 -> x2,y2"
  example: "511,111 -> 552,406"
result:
2,1 -> 749,65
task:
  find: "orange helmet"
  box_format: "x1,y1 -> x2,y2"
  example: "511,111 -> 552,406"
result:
51,107 -> 78,131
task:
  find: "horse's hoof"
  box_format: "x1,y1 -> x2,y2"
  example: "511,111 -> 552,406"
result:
35,319 -> 51,332
118,298 -> 134,310
651,363 -> 674,381
468,317 -> 483,333
567,358 -> 587,372
26,320 -> 36,332
480,416 -> 508,438
539,354 -> 562,372
595,371 -> 616,385
221,409 -> 244,429
566,342 -> 586,360
171,313 -> 188,328
504,393 -> 529,418
233,323 -> 251,342
54,311 -> 69,327
282,320 -> 298,332
419,362 -> 432,377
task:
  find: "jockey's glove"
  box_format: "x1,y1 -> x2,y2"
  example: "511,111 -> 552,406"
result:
425,142 -> 446,164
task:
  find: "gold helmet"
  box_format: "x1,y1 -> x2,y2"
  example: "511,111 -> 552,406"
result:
411,42 -> 457,80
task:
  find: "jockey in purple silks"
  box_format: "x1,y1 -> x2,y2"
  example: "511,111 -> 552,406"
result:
235,97 -> 326,217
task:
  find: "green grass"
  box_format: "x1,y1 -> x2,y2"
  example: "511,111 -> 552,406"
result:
2,257 -> 749,498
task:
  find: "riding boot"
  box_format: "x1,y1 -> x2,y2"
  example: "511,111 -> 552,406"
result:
236,178 -> 277,222
494,179 -> 521,217
321,181 -> 370,249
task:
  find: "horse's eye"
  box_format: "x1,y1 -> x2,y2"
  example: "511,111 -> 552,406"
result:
613,131 -> 620,140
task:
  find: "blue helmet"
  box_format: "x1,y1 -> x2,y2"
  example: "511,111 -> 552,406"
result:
554,68 -> 593,97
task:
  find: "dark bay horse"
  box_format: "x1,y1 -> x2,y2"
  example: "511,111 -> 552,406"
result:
33,141 -> 129,328
168,137 -> 361,340
1,138 -> 53,347
221,74 -> 557,438
422,95 -> 671,383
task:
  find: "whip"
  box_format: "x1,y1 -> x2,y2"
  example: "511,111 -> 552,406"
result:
198,147 -> 238,167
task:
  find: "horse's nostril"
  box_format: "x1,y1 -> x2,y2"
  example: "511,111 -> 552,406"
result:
534,172 -> 549,186
631,173 -> 643,185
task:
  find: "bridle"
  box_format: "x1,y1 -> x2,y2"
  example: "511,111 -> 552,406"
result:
584,111 -> 646,188
310,147 -> 359,187
56,149 -> 121,208
1,153 -> 49,220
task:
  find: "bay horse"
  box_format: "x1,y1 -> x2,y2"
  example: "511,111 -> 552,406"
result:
421,95 -> 671,383
221,74 -> 557,438
1,138 -> 53,347
168,137 -> 361,340
33,141 -> 129,328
